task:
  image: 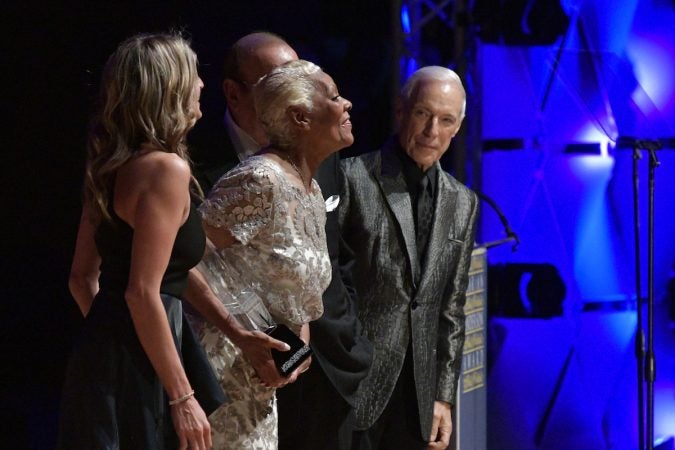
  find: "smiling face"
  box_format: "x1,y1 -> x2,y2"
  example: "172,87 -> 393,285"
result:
397,78 -> 465,171
307,71 -> 353,151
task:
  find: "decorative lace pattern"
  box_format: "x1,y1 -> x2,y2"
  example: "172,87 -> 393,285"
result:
196,155 -> 331,449
195,324 -> 278,450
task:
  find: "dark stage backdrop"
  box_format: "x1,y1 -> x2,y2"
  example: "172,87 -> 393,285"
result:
3,1 -> 393,447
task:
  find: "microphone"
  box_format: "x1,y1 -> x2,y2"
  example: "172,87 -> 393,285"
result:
475,191 -> 520,251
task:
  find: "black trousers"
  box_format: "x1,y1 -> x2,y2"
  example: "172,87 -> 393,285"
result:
351,348 -> 428,450
278,359 -> 355,450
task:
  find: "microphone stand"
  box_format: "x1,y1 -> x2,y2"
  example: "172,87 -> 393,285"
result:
631,142 -> 645,450
621,137 -> 662,450
646,143 -> 660,450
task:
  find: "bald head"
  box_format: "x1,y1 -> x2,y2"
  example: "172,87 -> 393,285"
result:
223,32 -> 298,144
224,32 -> 298,87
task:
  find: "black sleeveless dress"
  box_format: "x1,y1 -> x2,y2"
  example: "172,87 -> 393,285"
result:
57,201 -> 226,450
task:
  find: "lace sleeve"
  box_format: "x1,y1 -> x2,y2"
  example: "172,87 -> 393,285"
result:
198,162 -> 275,245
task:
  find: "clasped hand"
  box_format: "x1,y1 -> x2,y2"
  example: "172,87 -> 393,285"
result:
232,329 -> 310,388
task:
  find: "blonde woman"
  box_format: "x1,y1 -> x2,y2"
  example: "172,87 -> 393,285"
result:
58,33 -> 224,450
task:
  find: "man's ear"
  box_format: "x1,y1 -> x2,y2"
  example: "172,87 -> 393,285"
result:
222,79 -> 241,109
394,98 -> 404,128
452,116 -> 466,138
288,106 -> 310,130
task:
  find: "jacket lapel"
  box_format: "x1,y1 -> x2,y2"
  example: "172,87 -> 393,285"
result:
374,144 -> 420,283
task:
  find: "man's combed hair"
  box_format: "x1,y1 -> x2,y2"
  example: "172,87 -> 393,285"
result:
253,59 -> 322,150
400,66 -> 467,119
84,32 -> 200,221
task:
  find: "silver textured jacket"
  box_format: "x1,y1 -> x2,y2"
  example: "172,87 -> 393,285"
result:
338,142 -> 478,437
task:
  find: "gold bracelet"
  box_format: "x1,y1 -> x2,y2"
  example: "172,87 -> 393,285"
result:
169,390 -> 195,406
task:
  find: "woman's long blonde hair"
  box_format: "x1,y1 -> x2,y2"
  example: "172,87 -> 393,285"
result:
84,32 -> 200,221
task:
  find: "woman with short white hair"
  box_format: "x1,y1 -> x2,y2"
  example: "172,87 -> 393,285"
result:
192,59 -> 354,449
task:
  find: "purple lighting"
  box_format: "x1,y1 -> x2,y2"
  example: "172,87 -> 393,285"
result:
401,4 -> 411,34
628,34 -> 675,115
480,0 -> 675,447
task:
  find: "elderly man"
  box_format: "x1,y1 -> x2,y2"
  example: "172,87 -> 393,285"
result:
339,66 -> 478,450
189,31 -> 372,450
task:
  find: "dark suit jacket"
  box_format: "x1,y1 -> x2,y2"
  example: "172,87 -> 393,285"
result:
190,115 -> 240,195
338,140 -> 478,437
189,115 -> 372,407
311,153 -> 373,407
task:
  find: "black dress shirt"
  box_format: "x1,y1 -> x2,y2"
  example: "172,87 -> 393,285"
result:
394,143 -> 437,263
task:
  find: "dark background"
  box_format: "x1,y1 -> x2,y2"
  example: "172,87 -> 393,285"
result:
3,1 -> 399,447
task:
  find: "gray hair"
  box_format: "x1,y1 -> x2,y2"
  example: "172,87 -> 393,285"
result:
253,59 -> 323,149
400,66 -> 466,119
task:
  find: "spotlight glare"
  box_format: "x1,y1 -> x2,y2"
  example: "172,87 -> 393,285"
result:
401,4 -> 411,34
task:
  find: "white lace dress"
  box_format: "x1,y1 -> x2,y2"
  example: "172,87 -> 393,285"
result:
195,155 -> 331,450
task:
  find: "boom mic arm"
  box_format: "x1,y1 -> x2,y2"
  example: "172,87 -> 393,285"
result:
476,190 -> 520,251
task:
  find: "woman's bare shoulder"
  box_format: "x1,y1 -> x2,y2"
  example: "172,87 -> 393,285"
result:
135,151 -> 190,178
118,151 -> 190,191
115,151 -> 191,221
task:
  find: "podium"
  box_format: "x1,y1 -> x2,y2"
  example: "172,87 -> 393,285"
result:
452,246 -> 487,450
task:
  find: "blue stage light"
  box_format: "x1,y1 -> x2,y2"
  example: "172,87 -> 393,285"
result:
401,4 -> 411,34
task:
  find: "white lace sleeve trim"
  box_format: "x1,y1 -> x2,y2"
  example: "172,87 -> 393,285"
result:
198,162 -> 276,245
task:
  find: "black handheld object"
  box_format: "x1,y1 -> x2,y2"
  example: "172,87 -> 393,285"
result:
266,323 -> 312,376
